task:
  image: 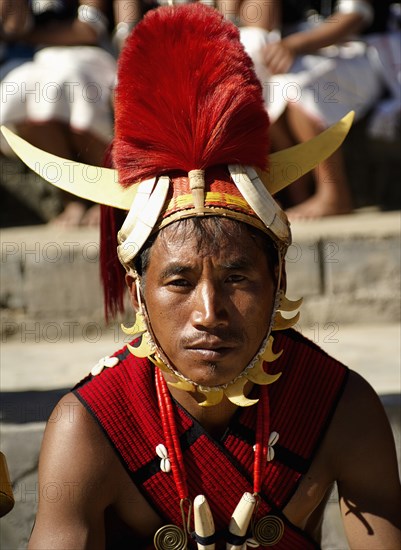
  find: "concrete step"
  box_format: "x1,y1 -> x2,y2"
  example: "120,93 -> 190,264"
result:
286,209 -> 401,325
1,323 -> 400,394
1,210 -> 400,330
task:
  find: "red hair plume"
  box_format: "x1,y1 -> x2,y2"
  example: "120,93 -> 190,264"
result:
114,4 -> 269,186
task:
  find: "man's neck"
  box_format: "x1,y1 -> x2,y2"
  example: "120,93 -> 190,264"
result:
166,376 -> 255,439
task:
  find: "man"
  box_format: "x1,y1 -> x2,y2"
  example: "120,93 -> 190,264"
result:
2,4 -> 400,549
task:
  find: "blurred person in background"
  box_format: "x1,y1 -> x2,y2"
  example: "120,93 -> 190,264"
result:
0,0 -> 116,226
227,0 -> 399,218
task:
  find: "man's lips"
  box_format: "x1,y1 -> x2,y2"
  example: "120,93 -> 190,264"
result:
184,339 -> 237,360
184,339 -> 237,351
185,348 -> 234,361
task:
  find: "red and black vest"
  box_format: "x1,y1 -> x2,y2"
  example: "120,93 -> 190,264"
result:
74,329 -> 348,548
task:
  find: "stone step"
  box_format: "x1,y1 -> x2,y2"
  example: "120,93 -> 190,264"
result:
1,210 -> 400,331
1,323 -> 399,394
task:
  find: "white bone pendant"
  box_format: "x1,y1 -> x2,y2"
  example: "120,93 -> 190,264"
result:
194,494 -> 215,549
226,492 -> 256,550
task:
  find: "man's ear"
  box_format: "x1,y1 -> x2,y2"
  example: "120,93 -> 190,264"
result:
125,272 -> 140,312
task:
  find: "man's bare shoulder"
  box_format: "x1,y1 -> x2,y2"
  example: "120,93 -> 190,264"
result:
330,371 -> 393,448
324,370 -> 401,546
44,392 -> 107,447
28,393 -> 119,548
40,392 -> 117,486
30,392 -> 164,548
326,370 -> 397,473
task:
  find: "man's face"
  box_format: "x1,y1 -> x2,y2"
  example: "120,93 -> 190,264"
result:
134,220 -> 277,387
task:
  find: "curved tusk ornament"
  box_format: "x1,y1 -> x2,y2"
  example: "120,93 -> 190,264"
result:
197,388 -> 225,407
126,335 -> 154,359
224,378 -> 259,407
148,354 -> 172,374
0,112 -> 354,209
272,311 -> 300,331
246,360 -> 282,386
118,177 -> 156,240
256,111 -> 355,195
0,125 -> 137,210
260,335 -> 283,362
117,175 -> 170,265
279,294 -> 303,312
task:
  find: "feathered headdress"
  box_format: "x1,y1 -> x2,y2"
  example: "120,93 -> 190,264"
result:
0,4 -> 354,320
114,4 -> 269,184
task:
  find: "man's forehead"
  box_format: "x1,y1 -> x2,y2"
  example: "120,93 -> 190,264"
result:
138,216 -> 278,278
155,216 -> 270,247
151,226 -> 265,269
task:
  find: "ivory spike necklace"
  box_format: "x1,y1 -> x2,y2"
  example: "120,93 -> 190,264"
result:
154,368 -> 285,549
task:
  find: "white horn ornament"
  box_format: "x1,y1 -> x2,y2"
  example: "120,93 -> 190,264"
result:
226,492 -> 256,550
0,125 -> 136,209
1,112 -> 354,209
194,494 -> 215,550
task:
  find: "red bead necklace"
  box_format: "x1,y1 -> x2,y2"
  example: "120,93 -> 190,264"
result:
154,367 -> 271,549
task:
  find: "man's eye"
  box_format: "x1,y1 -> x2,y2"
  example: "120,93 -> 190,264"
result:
167,279 -> 190,287
226,274 -> 246,283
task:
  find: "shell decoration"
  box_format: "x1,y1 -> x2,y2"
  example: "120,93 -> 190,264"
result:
90,356 -> 119,376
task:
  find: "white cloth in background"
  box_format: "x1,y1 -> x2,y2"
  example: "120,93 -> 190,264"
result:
240,26 -> 384,127
365,31 -> 401,140
1,46 -> 116,150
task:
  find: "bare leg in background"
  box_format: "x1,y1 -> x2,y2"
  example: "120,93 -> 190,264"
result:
283,102 -> 352,219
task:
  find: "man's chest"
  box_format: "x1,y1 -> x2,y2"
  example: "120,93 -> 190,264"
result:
109,435 -> 334,547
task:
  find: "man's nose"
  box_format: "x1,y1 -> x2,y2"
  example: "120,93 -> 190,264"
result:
190,281 -> 227,329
